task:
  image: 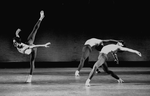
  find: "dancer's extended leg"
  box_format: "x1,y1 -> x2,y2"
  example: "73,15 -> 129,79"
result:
75,45 -> 91,76
27,11 -> 44,45
85,53 -> 106,86
102,62 -> 124,83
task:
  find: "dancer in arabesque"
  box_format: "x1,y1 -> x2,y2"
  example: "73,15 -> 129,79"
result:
13,10 -> 51,83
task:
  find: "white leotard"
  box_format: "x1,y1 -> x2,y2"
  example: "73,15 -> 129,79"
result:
16,43 -> 32,55
84,38 -> 102,47
100,44 -> 121,54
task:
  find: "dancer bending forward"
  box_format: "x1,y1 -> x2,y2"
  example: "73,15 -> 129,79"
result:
75,38 -> 121,76
13,10 -> 51,83
85,42 -> 142,86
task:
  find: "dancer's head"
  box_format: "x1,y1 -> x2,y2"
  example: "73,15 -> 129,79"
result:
117,40 -> 126,47
13,37 -> 21,47
117,42 -> 123,47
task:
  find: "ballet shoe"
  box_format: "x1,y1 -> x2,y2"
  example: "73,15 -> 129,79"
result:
85,79 -> 91,87
39,10 -> 44,20
117,78 -> 124,83
26,75 -> 32,83
75,70 -> 80,77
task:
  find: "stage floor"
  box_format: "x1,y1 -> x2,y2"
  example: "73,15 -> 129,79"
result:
0,67 -> 150,96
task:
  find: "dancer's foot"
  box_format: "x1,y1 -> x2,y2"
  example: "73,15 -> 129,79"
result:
75,70 -> 80,77
26,75 -> 32,83
39,10 -> 44,20
85,79 -> 91,87
117,78 -> 124,83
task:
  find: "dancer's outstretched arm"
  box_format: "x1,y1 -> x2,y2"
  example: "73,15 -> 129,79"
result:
29,42 -> 51,48
15,29 -> 21,37
103,39 -> 120,43
119,47 -> 142,57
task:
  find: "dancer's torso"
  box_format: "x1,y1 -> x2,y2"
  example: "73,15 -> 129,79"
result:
100,44 -> 120,54
84,38 -> 102,47
16,43 -> 32,55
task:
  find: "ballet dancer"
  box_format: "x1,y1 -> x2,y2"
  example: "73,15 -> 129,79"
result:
13,10 -> 51,83
75,38 -> 121,76
85,42 -> 142,86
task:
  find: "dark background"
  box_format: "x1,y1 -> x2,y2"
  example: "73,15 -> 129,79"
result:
0,0 -> 149,67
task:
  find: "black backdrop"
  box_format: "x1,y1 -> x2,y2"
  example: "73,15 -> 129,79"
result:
0,0 -> 149,67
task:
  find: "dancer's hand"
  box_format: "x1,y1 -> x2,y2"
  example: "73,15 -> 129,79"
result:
16,28 -> 21,37
44,42 -> 51,47
40,10 -> 44,20
136,51 -> 142,57
111,52 -> 119,64
115,59 -> 119,64
16,28 -> 21,32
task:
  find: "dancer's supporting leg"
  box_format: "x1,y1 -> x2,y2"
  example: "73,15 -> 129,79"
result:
85,53 -> 123,86
26,48 -> 37,82
102,62 -> 124,83
75,45 -> 91,76
26,11 -> 44,83
85,53 -> 105,86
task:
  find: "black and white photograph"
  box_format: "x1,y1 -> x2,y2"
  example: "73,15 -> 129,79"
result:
0,0 -> 149,96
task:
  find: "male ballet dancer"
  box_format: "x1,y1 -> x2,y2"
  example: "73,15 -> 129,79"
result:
75,38 -> 121,76
13,10 -> 51,83
85,42 -> 142,86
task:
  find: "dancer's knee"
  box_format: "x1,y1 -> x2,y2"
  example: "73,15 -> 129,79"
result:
81,56 -> 87,62
93,64 -> 99,70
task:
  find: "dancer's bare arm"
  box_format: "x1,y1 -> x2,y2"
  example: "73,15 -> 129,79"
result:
29,42 -> 51,48
103,39 -> 120,43
119,47 -> 142,57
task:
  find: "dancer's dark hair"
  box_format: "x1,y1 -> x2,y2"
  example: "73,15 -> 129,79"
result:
13,36 -> 21,44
